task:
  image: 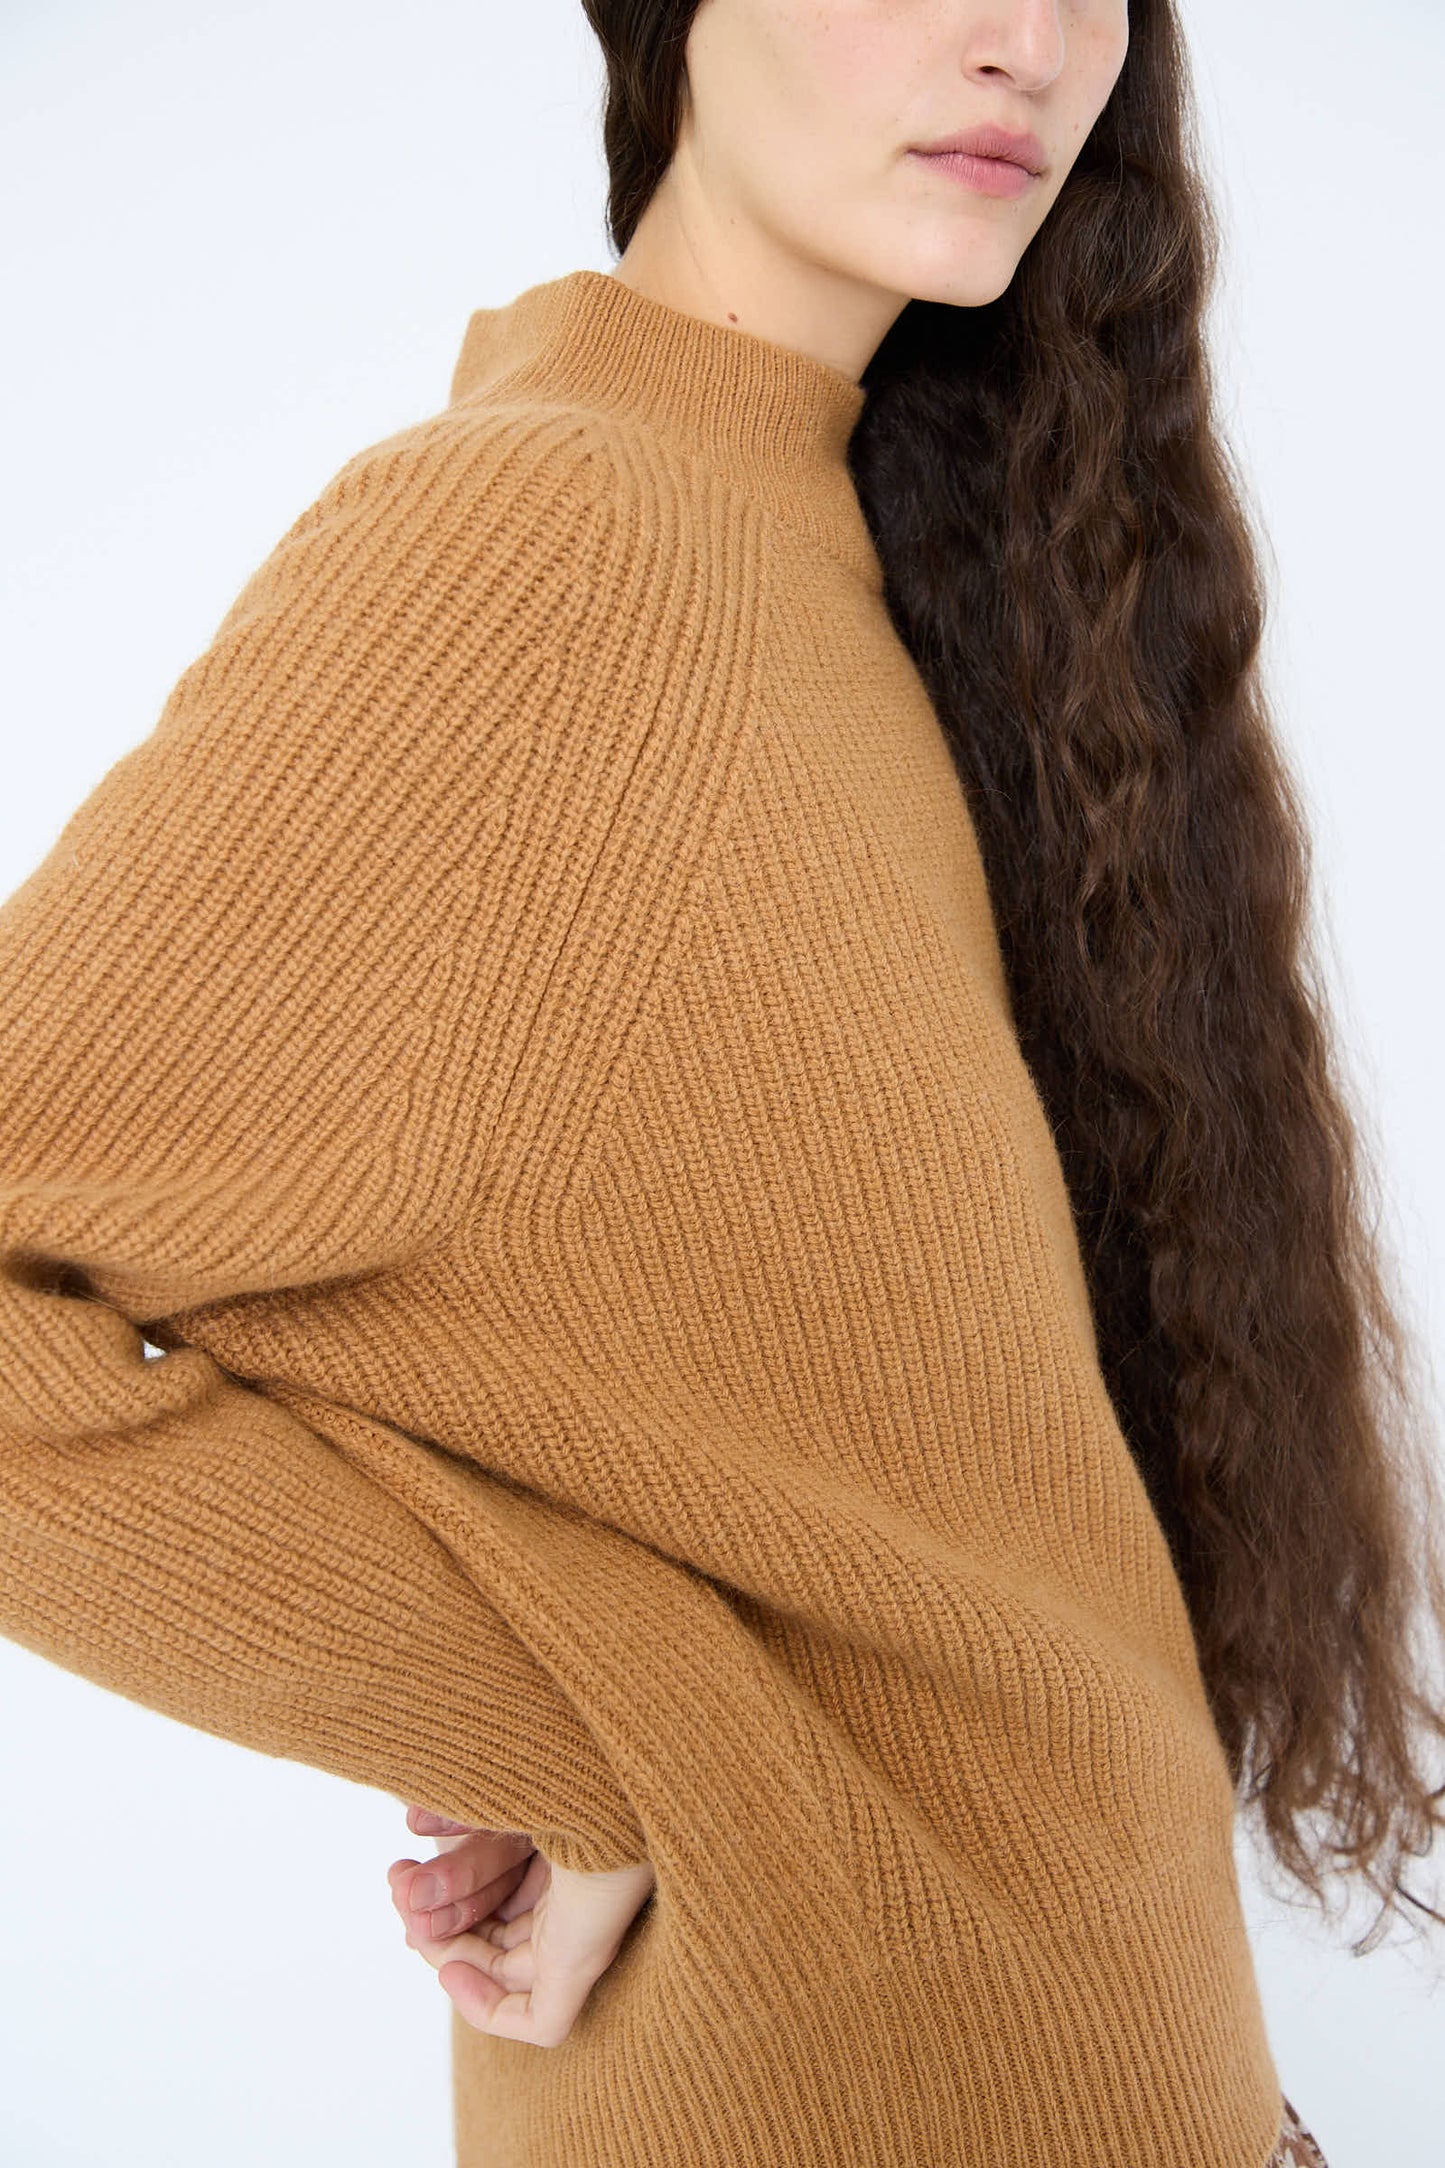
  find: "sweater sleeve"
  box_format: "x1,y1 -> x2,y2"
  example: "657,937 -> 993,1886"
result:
0,415 -> 648,1875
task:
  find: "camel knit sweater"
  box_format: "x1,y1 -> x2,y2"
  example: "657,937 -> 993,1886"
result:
0,267 -> 1286,2168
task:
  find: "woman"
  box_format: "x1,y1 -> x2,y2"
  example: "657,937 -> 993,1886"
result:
1,0 -> 1439,2163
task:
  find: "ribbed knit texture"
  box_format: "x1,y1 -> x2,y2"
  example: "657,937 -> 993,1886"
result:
0,266 -> 1286,2168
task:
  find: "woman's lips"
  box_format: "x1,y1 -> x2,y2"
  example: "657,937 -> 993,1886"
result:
907,148 -> 1038,200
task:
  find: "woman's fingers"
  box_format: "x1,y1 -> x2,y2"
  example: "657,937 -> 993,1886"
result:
438,1859 -> 656,2045
489,1848 -> 549,1925
388,1810 -> 656,2047
426,1915 -> 603,2049
406,1805 -> 470,1837
388,1812 -> 535,1950
397,1893 -> 592,2047
387,1825 -> 535,1930
434,1951 -> 592,2048
387,1846 -> 531,1942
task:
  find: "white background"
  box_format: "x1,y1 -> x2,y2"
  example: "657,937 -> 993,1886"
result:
2,1 -> 1442,2162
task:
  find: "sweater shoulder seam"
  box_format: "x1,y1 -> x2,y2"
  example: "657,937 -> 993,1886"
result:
549,486 -> 780,1234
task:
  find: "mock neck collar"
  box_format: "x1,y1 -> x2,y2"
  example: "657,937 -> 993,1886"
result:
448,267 -> 882,590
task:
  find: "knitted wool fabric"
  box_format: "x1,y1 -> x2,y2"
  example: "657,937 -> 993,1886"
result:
0,268 -> 1290,2168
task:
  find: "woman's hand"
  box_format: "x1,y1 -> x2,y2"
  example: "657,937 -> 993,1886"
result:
387,1804 -> 656,2048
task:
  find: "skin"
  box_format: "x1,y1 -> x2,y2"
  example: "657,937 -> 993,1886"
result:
612,0 -> 1130,380
392,0 -> 1128,2047
388,1809 -> 655,2047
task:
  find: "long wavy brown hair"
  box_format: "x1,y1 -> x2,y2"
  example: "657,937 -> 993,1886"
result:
576,0 -> 1445,1955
